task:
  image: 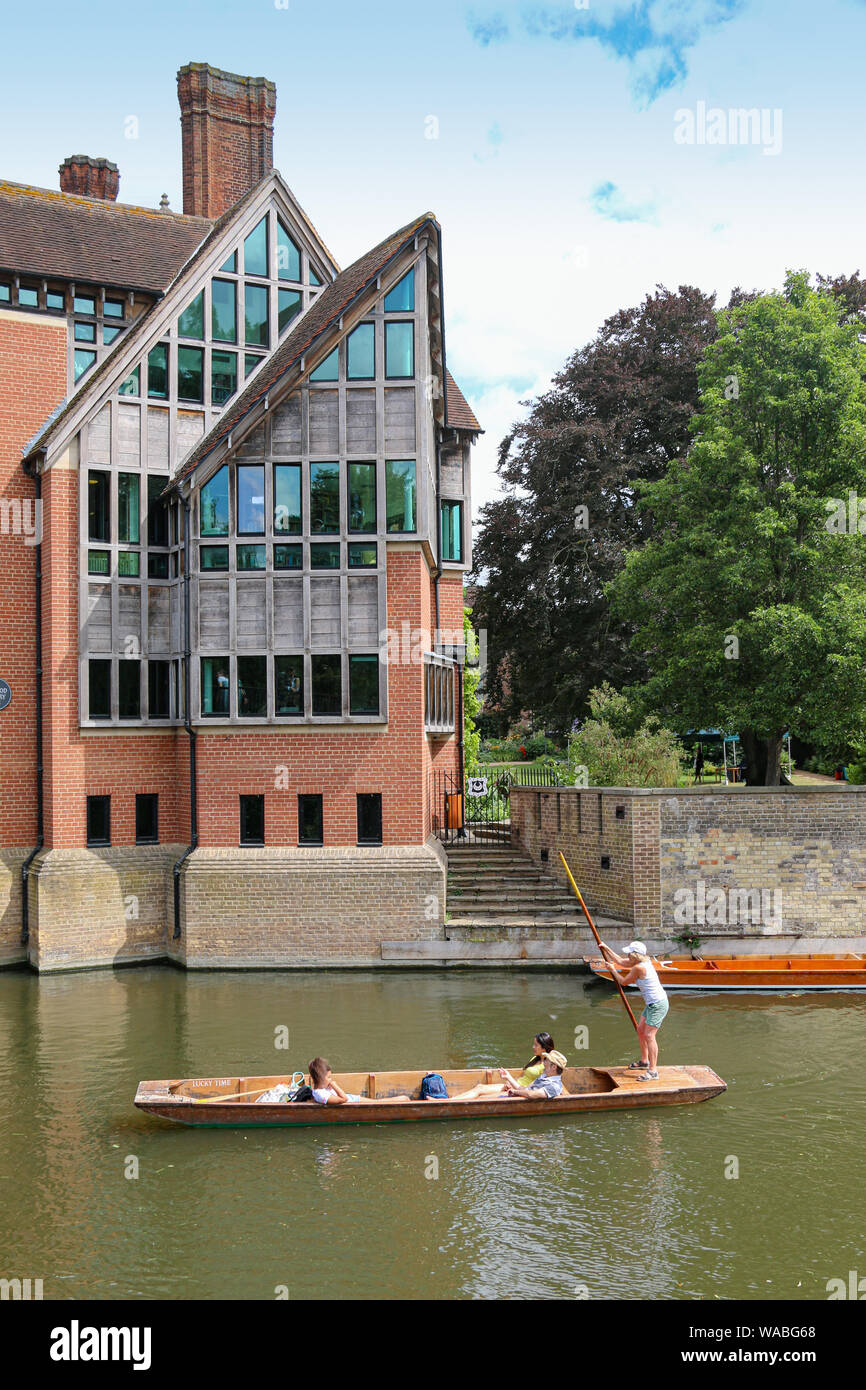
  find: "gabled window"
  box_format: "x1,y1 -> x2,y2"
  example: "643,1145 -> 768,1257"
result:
278,289 -> 302,334
347,323 -> 375,379
200,467 -> 229,536
277,221 -> 301,281
385,321 -> 414,378
384,268 -> 414,313
178,291 -> 204,339
148,344 -> 168,399
212,280 -> 237,342
310,347 -> 338,381
244,217 -> 269,278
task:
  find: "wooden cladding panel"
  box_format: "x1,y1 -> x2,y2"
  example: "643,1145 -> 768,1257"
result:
346,390 -> 377,453
309,391 -> 339,452
199,579 -> 230,648
273,580 -> 304,646
384,389 -> 415,452
310,577 -> 341,647
85,585 -> 112,653
236,580 -> 267,648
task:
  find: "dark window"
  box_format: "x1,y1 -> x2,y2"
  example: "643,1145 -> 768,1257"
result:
118,661 -> 140,719
118,473 -> 140,544
200,545 -> 229,571
440,500 -> 463,562
348,462 -> 376,532
148,661 -> 170,719
310,542 -> 340,568
311,654 -> 342,715
178,291 -> 203,339
237,465 -> 265,534
244,283 -> 269,346
88,660 -> 111,719
178,346 -> 204,402
88,470 -> 110,541
349,655 -> 379,715
278,288 -> 302,334
240,795 -> 265,846
237,544 -> 266,570
201,657 -> 230,716
237,656 -> 267,716
135,794 -> 159,844
147,343 -> 168,399
348,542 -> 377,568
310,461 -> 340,533
298,794 -> 323,846
148,476 -> 169,546
275,655 -> 304,715
274,464 -> 302,534
274,543 -> 302,569
357,793 -> 383,846
212,349 -> 237,405
148,552 -> 170,579
86,795 -> 111,846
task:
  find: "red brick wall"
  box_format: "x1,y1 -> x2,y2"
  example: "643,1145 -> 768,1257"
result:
178,64 -> 275,219
0,311 -> 66,847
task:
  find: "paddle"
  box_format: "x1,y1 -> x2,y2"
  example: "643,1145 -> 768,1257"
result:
558,851 -> 639,1034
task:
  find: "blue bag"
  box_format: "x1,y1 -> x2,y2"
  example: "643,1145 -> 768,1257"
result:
419,1072 -> 449,1100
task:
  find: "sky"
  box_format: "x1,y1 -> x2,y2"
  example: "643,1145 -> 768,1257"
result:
4,0 -> 866,521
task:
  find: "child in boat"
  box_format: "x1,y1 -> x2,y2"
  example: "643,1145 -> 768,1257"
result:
599,941 -> 669,1082
448,1032 -> 556,1102
308,1057 -> 367,1105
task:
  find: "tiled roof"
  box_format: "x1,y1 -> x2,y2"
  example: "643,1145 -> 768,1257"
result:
175,211 -> 438,481
445,370 -> 482,432
0,180 -> 212,293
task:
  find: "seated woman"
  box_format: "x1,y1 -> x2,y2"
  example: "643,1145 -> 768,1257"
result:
450,1032 -> 556,1102
307,1057 -> 408,1105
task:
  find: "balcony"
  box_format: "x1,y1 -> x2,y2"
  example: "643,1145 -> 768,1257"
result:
424,652 -> 456,735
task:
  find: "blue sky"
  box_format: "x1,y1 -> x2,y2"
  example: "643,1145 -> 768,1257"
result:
4,0 -> 866,514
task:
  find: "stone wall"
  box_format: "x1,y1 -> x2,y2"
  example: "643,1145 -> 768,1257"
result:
0,849 -> 29,966
511,785 -> 866,950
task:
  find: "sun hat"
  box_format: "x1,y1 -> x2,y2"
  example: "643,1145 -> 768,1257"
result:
543,1050 -> 568,1069
623,941 -> 647,956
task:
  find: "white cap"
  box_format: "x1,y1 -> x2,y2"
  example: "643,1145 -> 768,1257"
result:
623,941 -> 647,956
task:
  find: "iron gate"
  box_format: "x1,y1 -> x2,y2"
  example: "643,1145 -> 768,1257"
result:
429,764 -> 567,845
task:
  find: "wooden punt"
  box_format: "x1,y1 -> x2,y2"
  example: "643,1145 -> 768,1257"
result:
585,952 -> 866,991
134,1064 -> 726,1127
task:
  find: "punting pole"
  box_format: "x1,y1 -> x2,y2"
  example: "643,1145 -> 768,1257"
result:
559,851 -> 639,1033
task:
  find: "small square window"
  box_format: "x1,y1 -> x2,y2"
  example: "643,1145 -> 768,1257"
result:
298,794 -> 323,846
237,543 -> 266,570
88,549 -> 110,575
74,295 -> 96,316
348,542 -> 377,568
103,324 -> 123,345
357,793 -> 382,846
148,552 -> 170,579
18,286 -> 39,307
200,545 -> 229,571
310,542 -> 340,569
274,543 -> 302,569
135,793 -> 159,844
104,299 -> 124,318
118,551 -> 140,577
86,795 -> 111,846
240,794 -> 265,846
46,290 -> 65,311
74,321 -> 96,342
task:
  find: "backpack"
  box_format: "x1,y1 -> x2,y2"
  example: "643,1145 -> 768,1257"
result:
419,1072 -> 448,1100
292,1084 -> 314,1103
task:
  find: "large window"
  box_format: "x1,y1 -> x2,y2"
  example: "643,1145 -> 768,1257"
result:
136,794 -> 159,845
237,465 -> 265,534
298,794 -> 323,846
440,500 -> 463,562
237,656 -> 267,716
86,795 -> 111,847
201,657 -> 231,716
349,655 -> 379,715
274,464 -> 301,534
385,321 -> 414,378
275,656 -> 304,715
348,462 -> 376,532
385,460 -> 417,533
240,794 -> 265,846
200,466 -> 229,536
88,471 -> 110,542
310,462 -> 340,533
357,793 -> 383,846
311,654 -> 342,715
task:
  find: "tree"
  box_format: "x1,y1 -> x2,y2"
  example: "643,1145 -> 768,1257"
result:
610,271 -> 866,785
567,684 -> 682,787
463,604 -> 482,771
471,285 -> 718,734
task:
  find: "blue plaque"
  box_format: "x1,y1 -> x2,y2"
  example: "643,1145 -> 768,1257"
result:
0,679 -> 11,711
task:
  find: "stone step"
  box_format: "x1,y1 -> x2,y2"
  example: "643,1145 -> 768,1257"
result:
445,916 -> 629,931
382,939 -> 597,963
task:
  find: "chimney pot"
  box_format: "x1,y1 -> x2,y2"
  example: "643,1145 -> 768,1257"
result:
59,155 -> 120,201
177,62 -> 276,219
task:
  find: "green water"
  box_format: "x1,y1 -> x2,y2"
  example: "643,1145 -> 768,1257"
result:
1,966 -> 863,1301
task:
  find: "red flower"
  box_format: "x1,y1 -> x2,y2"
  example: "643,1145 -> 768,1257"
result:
520,745 -> 527,758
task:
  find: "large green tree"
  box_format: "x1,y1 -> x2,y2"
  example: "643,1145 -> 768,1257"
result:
471,286 -> 718,733
610,271 -> 866,784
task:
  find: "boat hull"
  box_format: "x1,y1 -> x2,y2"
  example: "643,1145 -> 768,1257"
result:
585,953 -> 866,991
134,1064 -> 726,1127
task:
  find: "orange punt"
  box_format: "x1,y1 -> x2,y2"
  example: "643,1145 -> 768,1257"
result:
585,953 -> 866,991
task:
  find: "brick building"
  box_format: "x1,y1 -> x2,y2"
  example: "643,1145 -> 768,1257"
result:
0,63 -> 480,971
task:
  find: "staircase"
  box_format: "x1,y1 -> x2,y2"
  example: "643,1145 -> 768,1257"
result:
445,843 -> 630,936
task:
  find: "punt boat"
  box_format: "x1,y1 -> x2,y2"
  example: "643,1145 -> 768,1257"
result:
134,1064 -> 726,1127
585,952 -> 866,991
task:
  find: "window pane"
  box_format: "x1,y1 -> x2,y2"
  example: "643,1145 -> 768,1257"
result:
350,655 -> 379,715
136,793 -> 159,843
237,656 -> 267,716
275,655 -> 304,714
385,460 -> 417,532
74,295 -> 95,315
0,284 -> 10,301
348,462 -> 376,532
310,347 -> 338,381
200,545 -> 229,571
118,473 -> 140,543
87,795 -> 111,846
148,343 -> 168,398
274,464 -> 301,534
74,349 -> 96,382
201,657 -> 230,716
46,290 -> 65,310
244,216 -> 269,277
74,321 -> 96,342
237,464 -> 265,534
119,365 -> 140,396
212,279 -> 237,342
220,251 -> 237,273
357,793 -> 383,845
148,661 -> 170,718
212,349 -> 237,406
384,268 -> 414,313
311,654 -> 341,715
148,552 -> 170,579
245,353 -> 261,377
147,476 -> 169,546
278,288 -> 302,334
237,544 -> 266,570
244,284 -> 269,346
310,462 -> 340,533
178,291 -> 203,338
104,299 -> 124,318
240,795 -> 265,845
19,286 -> 38,307
309,266 -> 323,287
348,542 -> 377,568
310,542 -> 340,569
347,323 -> 375,379
118,661 -> 140,718
385,321 -> 414,378
298,794 -> 323,845
277,221 -> 301,280
118,552 -> 140,577
89,660 -> 111,719
200,466 -> 229,536
441,500 -> 463,562
178,346 -> 203,402
274,544 -> 302,569
103,325 -> 123,345
88,550 -> 110,575
88,470 -> 110,541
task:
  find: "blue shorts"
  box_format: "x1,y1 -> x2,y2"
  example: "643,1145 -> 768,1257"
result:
641,998 -> 669,1029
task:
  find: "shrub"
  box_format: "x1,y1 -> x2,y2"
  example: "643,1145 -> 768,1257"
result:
567,683 -> 682,788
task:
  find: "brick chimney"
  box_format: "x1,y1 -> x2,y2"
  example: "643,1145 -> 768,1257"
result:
59,156 -> 120,201
177,63 -> 276,219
